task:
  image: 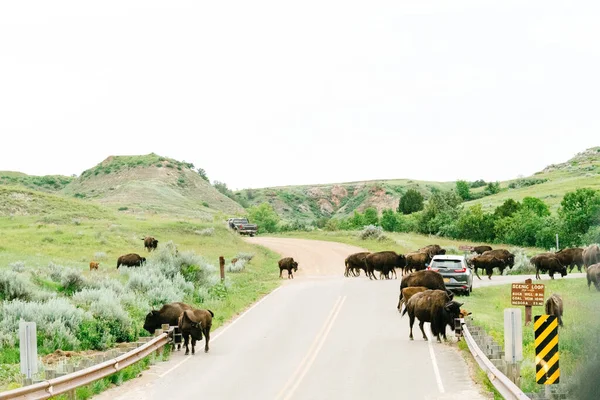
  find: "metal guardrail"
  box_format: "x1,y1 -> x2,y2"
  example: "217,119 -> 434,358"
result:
462,322 -> 530,400
0,328 -> 173,400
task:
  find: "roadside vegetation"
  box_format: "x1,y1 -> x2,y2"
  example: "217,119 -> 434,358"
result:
466,279 -> 600,396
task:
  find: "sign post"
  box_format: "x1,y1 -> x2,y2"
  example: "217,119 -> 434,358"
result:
504,308 -> 523,386
219,256 -> 225,281
511,278 -> 544,325
19,320 -> 38,384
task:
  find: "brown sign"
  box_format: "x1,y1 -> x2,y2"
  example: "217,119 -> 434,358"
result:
511,283 -> 545,306
459,245 -> 473,251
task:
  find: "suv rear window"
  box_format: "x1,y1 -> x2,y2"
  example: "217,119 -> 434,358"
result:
431,259 -> 463,270
233,219 -> 249,224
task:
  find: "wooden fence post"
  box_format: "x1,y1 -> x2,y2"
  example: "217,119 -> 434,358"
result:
219,256 -> 225,281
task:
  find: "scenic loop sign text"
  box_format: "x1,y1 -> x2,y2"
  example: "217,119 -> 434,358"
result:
511,283 -> 545,306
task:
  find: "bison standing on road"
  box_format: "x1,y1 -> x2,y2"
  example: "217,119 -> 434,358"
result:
402,290 -> 463,342
117,253 -> 146,269
278,257 -> 299,279
467,254 -> 507,280
587,264 -> 600,291
365,251 -> 406,280
403,252 -> 431,275
554,248 -> 584,273
472,245 -> 492,255
583,244 -> 600,269
178,308 -> 214,355
344,252 -> 370,277
481,249 -> 515,270
397,286 -> 429,313
397,270 -> 452,310
142,236 -> 159,252
144,302 -> 192,350
545,294 -> 564,327
418,245 -> 446,259
530,253 -> 567,280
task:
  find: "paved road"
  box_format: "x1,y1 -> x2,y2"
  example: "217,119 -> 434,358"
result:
93,238 -> 585,400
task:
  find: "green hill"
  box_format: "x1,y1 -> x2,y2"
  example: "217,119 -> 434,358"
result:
62,154 -> 245,218
238,146 -> 600,222
0,171 -> 74,193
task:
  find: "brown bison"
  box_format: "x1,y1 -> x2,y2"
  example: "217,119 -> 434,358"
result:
365,251 -> 406,280
554,248 -> 584,273
402,290 -> 463,342
418,244 -> 446,258
587,263 -> 600,291
530,253 -> 567,280
89,261 -> 99,271
397,286 -> 429,312
278,257 -> 299,279
142,236 -> 159,252
472,245 -> 492,255
545,294 -> 564,327
178,308 -> 214,355
144,302 -> 192,350
404,252 -> 431,275
583,244 -> 600,269
467,255 -> 507,280
116,253 -> 146,269
344,252 -> 370,277
397,270 -> 453,310
481,249 -> 515,269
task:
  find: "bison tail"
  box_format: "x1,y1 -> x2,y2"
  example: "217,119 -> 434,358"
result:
401,306 -> 408,318
207,310 -> 214,318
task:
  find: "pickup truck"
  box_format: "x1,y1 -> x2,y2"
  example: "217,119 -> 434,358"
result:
228,218 -> 258,236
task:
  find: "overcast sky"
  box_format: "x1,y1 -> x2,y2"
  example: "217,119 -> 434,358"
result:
1,1 -> 598,190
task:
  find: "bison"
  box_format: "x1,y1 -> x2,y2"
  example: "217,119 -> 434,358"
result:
278,257 -> 299,279
178,308 -> 214,355
144,302 -> 192,350
116,253 -> 146,269
481,249 -> 515,269
403,252 -> 431,275
472,245 -> 492,255
344,252 -> 370,277
89,261 -> 99,271
365,251 -> 406,280
418,244 -> 446,258
402,289 -> 463,342
583,244 -> 600,269
545,294 -> 564,327
530,253 -> 567,280
142,236 -> 159,252
467,254 -> 507,280
397,270 -> 453,310
554,248 -> 584,273
587,263 -> 600,291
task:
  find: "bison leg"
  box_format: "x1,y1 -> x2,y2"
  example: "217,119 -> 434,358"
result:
204,328 -> 210,353
397,296 -> 403,313
487,267 -> 493,280
288,269 -> 293,279
183,333 -> 190,355
408,313 -> 415,340
474,267 -> 481,280
419,320 -> 427,341
535,266 -> 541,280
191,338 -> 196,355
279,268 -> 283,279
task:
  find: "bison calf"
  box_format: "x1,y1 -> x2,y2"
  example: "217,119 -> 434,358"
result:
142,236 -> 159,252
544,294 -> 564,327
178,308 -> 214,355
397,286 -> 428,313
89,261 -> 99,271
279,257 -> 299,279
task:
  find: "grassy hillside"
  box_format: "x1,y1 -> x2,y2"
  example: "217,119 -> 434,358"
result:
238,147 -> 600,223
0,172 -> 74,193
62,154 -> 245,218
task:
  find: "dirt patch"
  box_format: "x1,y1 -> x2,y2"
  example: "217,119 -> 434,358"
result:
317,199 -> 334,214
42,349 -> 103,365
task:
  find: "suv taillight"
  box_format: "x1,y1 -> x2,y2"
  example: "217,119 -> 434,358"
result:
454,267 -> 466,273
239,225 -> 243,228
428,267 -> 439,272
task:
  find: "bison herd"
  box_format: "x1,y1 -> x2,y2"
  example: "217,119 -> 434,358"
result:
87,236 -> 158,272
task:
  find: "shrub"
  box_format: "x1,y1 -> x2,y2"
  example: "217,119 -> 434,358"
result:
9,261 -> 25,272
60,269 -> 86,294
71,218 -> 82,225
195,228 -> 214,236
0,271 -> 36,301
508,247 -> 535,274
202,201 -> 210,208
359,225 -> 384,240
236,252 -> 254,262
94,252 -> 107,260
398,189 -> 424,215
226,259 -> 246,273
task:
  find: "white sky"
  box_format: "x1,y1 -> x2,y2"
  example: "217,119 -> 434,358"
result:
1,1 -> 598,190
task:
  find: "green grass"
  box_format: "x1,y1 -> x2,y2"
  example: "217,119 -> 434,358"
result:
0,173 -> 73,193
465,279 -> 600,394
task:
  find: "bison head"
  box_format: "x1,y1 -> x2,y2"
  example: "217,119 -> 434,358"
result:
152,239 -> 158,247
292,261 -> 298,271
141,257 -> 147,265
444,301 -> 463,316
143,310 -> 160,333
559,266 -> 567,277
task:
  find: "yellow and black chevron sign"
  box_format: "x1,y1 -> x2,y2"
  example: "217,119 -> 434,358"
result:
534,315 -> 560,385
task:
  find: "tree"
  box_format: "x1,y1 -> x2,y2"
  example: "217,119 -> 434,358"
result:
418,191 -> 461,235
558,188 -> 600,245
456,205 -> 495,242
398,189 -> 424,215
484,181 -> 501,195
350,211 -> 365,229
494,199 -> 521,219
197,168 -> 209,181
380,209 -> 397,232
522,197 -> 550,217
248,203 -> 280,233
456,180 -> 471,201
363,207 -> 379,226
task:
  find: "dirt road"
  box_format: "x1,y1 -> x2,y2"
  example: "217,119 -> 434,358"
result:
93,238 -> 506,400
